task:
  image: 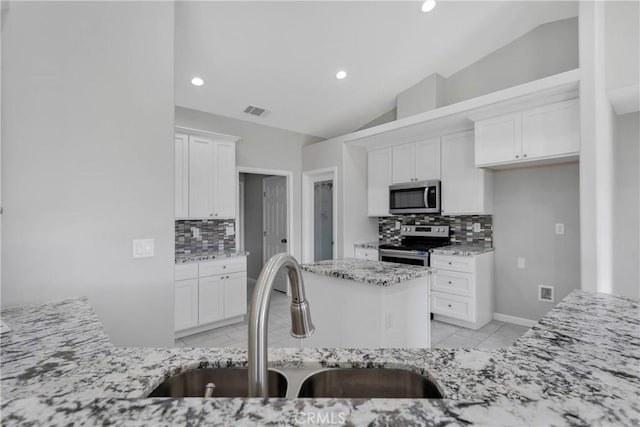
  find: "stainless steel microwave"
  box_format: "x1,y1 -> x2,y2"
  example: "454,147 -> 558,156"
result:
389,180 -> 441,214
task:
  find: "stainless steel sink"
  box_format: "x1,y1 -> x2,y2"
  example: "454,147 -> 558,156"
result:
296,368 -> 443,399
147,368 -> 288,398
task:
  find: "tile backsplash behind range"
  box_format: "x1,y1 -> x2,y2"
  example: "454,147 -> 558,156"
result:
175,219 -> 236,258
379,215 -> 493,247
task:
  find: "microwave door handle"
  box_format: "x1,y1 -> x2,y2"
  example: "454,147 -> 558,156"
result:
424,187 -> 429,209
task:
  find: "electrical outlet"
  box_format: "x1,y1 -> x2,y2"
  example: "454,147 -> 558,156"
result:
517,257 -> 526,269
538,285 -> 555,302
133,239 -> 154,259
555,223 -> 565,235
472,223 -> 481,232
225,226 -> 235,236
395,221 -> 401,230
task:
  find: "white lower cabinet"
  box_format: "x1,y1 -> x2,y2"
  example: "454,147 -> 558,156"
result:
431,251 -> 494,330
174,256 -> 247,337
354,247 -> 379,260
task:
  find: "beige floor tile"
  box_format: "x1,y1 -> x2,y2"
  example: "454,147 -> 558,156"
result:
434,333 -> 483,349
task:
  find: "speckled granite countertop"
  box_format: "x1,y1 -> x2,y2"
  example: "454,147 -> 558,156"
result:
175,251 -> 249,264
353,241 -> 379,249
431,244 -> 494,257
300,258 -> 433,286
1,291 -> 638,425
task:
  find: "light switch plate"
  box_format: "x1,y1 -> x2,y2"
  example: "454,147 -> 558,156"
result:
133,239 -> 154,259
517,257 -> 526,269
555,223 -> 565,235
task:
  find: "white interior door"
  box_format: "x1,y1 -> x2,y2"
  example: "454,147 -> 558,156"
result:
263,176 -> 288,293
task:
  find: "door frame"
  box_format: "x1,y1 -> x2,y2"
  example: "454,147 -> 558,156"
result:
236,167 -> 293,259
302,167 -> 338,263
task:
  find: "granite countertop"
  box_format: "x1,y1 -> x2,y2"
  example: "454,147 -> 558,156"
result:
300,257 -> 433,286
175,250 -> 249,264
353,241 -> 379,249
1,291 -> 638,425
430,244 -> 495,257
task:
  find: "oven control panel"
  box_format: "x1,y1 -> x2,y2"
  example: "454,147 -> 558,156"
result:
400,225 -> 450,237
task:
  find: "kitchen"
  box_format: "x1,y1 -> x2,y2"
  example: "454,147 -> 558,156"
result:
1,1 -> 639,425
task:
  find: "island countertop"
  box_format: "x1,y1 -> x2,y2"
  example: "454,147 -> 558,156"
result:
300,257 -> 433,287
1,290 -> 638,425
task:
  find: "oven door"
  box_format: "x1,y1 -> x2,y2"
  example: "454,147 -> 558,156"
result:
379,249 -> 429,266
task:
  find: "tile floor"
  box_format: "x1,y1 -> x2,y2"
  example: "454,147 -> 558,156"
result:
175,288 -> 530,349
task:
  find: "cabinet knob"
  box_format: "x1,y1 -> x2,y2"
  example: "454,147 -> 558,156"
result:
448,281 -> 452,284
223,265 -> 226,269
215,213 -> 218,217
523,154 -> 527,158
448,262 -> 452,265
209,214 -> 213,217
515,155 -> 520,159
448,304 -> 452,308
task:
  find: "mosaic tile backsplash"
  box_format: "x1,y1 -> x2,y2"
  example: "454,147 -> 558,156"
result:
175,220 -> 236,258
379,215 -> 493,247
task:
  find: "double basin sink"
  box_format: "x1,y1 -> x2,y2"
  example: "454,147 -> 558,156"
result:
148,367 -> 443,399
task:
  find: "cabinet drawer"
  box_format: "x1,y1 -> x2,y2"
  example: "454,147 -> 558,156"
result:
431,292 -> 474,321
433,270 -> 473,297
354,247 -> 378,260
199,257 -> 246,277
175,263 -> 198,281
431,254 -> 474,273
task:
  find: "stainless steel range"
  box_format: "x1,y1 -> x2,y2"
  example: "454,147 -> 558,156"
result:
379,225 -> 450,266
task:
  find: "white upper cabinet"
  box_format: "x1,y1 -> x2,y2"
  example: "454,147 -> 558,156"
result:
175,128 -> 239,219
188,135 -> 215,219
414,138 -> 441,181
521,99 -> 579,159
441,130 -> 492,215
474,99 -> 579,168
392,137 -> 441,183
213,141 -> 236,219
474,113 -> 522,165
367,148 -> 392,217
174,133 -> 189,219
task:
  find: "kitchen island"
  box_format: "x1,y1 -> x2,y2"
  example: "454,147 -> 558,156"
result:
300,258 -> 433,348
1,290 -> 638,426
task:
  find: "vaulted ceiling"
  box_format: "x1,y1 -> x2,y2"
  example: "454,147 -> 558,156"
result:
175,1 -> 577,139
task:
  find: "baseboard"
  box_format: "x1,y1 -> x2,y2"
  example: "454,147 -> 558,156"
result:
493,312 -> 538,328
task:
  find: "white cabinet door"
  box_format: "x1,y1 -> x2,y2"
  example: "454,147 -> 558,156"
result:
367,148 -> 392,217
175,133 -> 189,219
223,272 -> 247,318
414,137 -> 441,181
392,144 -> 415,184
198,275 -> 224,324
474,113 -> 522,166
213,141 -> 236,219
442,131 -> 492,215
175,279 -> 198,331
522,99 -> 579,159
188,135 -> 214,219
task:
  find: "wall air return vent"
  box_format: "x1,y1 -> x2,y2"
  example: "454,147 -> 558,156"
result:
243,105 -> 268,117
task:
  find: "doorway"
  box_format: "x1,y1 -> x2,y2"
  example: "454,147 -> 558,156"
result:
302,167 -> 338,263
238,168 -> 292,298
314,180 -> 333,261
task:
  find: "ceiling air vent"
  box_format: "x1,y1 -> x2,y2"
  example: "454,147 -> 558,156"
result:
243,105 -> 268,117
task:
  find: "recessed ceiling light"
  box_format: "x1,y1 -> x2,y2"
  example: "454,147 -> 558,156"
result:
191,77 -> 204,87
336,70 -> 348,80
421,0 -> 436,13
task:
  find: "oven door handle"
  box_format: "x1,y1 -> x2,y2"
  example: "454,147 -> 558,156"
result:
379,250 -> 429,260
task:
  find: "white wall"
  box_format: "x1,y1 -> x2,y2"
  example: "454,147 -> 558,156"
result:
605,1 -> 639,92
612,112 -> 640,297
175,107 -> 322,263
493,164 -> 581,321
443,17 -> 578,106
1,2 -> 175,346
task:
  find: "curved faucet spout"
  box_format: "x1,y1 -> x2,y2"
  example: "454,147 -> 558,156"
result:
248,253 -> 315,398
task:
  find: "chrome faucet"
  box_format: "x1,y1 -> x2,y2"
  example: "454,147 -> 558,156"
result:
248,253 -> 315,397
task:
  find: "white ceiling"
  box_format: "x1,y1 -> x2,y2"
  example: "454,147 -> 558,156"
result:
174,1 -> 577,139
